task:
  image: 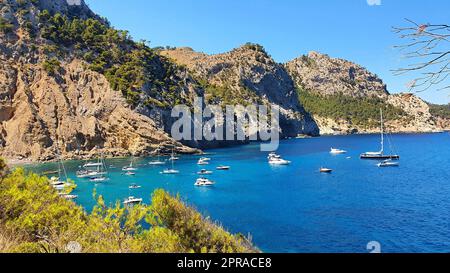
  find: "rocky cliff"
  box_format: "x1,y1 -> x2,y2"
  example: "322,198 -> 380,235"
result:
286,51 -> 446,135
0,0 -> 202,161
161,45 -> 320,137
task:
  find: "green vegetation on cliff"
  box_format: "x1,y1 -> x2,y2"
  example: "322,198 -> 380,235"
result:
429,103 -> 450,119
0,159 -> 256,253
297,89 -> 408,128
36,10 -> 186,107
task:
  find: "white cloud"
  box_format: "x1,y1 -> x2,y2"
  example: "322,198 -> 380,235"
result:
367,0 -> 382,6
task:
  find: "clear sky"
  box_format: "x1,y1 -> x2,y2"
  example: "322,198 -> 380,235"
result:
84,0 -> 450,104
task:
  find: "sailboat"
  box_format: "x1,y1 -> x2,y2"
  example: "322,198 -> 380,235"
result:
88,152 -> 109,182
122,158 -> 138,171
161,154 -> 180,174
149,149 -> 166,165
169,148 -> 180,161
361,109 -> 400,160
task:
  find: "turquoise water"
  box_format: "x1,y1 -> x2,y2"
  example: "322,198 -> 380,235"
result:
27,133 -> 450,253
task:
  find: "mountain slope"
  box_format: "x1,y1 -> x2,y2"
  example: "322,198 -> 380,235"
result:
286,51 -> 444,134
0,0 -> 201,161
161,45 -> 320,137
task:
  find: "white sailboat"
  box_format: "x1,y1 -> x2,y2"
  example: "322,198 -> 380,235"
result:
122,158 -> 138,171
361,109 -> 400,160
149,150 -> 166,165
161,154 -> 180,174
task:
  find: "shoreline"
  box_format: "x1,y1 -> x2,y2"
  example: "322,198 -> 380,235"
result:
6,131 -> 447,166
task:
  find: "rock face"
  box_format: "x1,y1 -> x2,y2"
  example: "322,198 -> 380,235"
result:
285,51 -> 445,135
286,51 -> 388,98
161,46 -> 320,137
0,59 -> 197,161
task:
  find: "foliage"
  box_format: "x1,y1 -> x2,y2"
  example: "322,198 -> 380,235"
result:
148,189 -> 256,253
38,11 -> 185,106
429,103 -> 450,119
297,89 -> 408,128
42,57 -> 61,75
0,167 -> 256,253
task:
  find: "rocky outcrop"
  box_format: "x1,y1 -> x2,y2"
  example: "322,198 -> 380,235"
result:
285,51 -> 446,135
161,45 -> 320,137
286,51 -> 388,98
0,59 -> 198,161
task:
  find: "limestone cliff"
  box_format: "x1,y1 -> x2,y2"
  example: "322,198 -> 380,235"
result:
161,45 -> 320,137
286,51 -> 445,135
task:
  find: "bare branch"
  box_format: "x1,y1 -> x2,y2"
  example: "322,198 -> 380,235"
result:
393,19 -> 450,93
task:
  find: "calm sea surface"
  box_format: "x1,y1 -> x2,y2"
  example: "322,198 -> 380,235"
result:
25,133 -> 450,253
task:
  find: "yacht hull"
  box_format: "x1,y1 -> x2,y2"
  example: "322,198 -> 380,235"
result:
360,155 -> 400,160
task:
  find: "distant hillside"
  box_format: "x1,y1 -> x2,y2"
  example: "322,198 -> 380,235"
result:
285,52 -> 444,135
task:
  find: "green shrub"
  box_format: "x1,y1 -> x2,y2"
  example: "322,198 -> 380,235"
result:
297,88 -> 409,128
0,168 -> 256,253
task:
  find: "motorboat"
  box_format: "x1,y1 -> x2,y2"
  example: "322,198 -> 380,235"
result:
125,171 -> 136,176
123,196 -> 143,205
268,157 -> 291,165
268,152 -> 281,160
320,168 -> 333,173
377,159 -> 400,168
195,178 -> 215,187
161,169 -> 180,175
129,184 -> 142,189
330,148 -> 347,154
216,166 -> 230,171
197,159 -> 210,165
197,169 -> 213,175
90,176 -> 108,183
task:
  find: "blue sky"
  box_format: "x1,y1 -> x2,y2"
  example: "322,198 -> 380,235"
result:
84,0 -> 449,104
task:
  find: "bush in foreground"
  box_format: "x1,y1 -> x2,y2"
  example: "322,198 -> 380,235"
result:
0,159 -> 257,253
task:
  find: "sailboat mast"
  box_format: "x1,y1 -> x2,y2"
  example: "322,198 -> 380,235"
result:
380,108 -> 384,154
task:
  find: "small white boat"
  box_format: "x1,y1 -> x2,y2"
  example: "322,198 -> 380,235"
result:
90,176 -> 108,183
129,184 -> 141,189
59,194 -> 78,200
83,162 -> 103,168
148,160 -> 166,165
125,171 -> 136,176
268,152 -> 281,160
330,148 -> 347,154
123,196 -> 143,205
149,150 -> 166,165
320,167 -> 333,173
161,169 -> 180,175
122,165 -> 137,172
169,156 -> 180,161
197,169 -> 213,175
197,159 -> 210,165
195,178 -> 215,187
216,166 -> 230,171
269,158 -> 291,165
377,160 -> 399,168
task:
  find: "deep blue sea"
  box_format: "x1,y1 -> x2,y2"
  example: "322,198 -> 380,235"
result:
26,133 -> 450,253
